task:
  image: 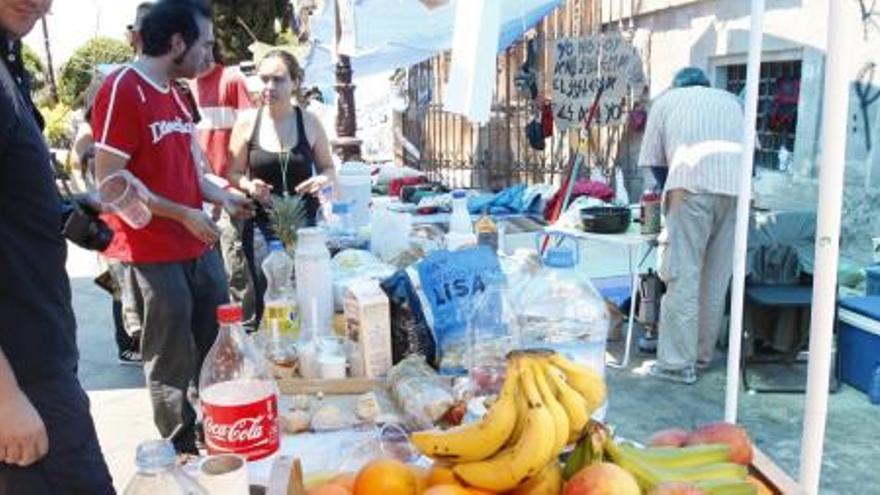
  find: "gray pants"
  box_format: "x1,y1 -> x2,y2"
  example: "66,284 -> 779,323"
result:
122,249 -> 228,453
657,190 -> 736,370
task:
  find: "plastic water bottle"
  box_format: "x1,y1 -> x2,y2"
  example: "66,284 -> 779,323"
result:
260,241 -> 299,367
123,440 -> 206,494
870,364 -> 880,405
516,233 -> 610,417
446,190 -> 476,249
294,228 -> 333,334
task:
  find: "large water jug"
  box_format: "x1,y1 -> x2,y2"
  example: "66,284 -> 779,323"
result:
260,240 -> 299,367
294,228 -> 334,334
337,162 -> 372,229
515,233 -> 610,390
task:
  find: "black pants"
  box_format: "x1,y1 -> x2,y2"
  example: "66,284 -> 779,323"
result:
122,249 -> 228,454
0,375 -> 114,494
112,299 -> 139,355
241,210 -> 277,333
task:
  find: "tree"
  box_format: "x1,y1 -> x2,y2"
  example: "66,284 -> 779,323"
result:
21,44 -> 45,94
58,37 -> 132,107
212,0 -> 293,64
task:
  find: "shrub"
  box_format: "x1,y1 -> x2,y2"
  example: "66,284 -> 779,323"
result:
39,103 -> 73,149
58,37 -> 132,107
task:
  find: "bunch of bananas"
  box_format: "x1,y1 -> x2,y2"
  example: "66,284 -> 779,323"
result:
563,424 -> 757,495
409,350 -> 606,493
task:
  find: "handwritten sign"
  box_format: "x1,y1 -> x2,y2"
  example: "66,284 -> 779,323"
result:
552,34 -> 646,130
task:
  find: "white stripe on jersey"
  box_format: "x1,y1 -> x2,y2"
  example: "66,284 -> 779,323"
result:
196,106 -> 237,130
100,66 -> 133,145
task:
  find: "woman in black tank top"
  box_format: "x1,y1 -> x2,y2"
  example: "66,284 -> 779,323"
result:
227,50 -> 336,325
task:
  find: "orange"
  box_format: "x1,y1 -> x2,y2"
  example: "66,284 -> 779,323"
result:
307,484 -> 351,495
466,489 -> 496,495
426,466 -> 460,487
353,459 -> 418,495
423,485 -> 472,495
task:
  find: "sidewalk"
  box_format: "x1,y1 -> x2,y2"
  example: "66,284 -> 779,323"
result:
67,243 -> 154,491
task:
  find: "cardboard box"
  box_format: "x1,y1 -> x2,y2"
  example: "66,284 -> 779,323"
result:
344,279 -> 393,378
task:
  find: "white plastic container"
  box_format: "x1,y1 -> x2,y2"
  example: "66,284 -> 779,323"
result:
337,162 -> 372,229
446,190 -> 476,249
294,228 -> 334,334
448,190 -> 474,235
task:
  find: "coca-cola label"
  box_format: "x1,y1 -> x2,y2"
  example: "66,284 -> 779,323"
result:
202,394 -> 280,461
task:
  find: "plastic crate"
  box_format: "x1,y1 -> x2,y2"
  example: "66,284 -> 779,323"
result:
838,296 -> 880,394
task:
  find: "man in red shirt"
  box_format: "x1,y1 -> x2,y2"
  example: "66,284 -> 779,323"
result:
188,48 -> 259,329
92,0 -> 253,455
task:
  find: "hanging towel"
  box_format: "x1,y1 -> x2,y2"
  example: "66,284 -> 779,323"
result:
443,0 -> 502,124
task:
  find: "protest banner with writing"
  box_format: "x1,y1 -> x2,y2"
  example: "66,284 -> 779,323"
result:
552,34 -> 646,130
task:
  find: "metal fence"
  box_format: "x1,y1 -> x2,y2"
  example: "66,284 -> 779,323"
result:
400,0 -> 640,191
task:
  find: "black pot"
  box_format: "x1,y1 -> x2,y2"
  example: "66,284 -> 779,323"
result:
580,206 -> 632,234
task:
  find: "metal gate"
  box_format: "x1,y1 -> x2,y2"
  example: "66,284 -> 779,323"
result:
399,0 -> 642,191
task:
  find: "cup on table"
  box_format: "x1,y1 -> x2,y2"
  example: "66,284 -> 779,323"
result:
198,454 -> 249,495
98,171 -> 152,229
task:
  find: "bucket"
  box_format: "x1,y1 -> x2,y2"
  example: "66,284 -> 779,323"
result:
337,162 -> 372,228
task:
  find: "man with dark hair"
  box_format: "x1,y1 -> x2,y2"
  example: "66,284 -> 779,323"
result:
91,0 -> 254,454
638,67 -> 744,384
0,0 -> 115,492
126,1 -> 154,53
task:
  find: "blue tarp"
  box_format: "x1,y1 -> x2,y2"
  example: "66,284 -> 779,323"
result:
303,0 -> 562,94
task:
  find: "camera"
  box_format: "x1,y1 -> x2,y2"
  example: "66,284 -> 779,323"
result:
61,196 -> 114,252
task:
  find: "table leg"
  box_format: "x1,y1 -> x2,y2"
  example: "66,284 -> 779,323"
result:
609,245 -> 638,369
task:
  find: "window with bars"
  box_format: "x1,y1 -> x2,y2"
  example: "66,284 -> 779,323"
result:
721,60 -> 802,170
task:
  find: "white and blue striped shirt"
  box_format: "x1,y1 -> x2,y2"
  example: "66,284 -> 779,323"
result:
638,86 -> 745,197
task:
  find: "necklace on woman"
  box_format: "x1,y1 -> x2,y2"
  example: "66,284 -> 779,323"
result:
278,149 -> 291,197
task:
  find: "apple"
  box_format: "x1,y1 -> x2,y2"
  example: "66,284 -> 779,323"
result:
648,428 -> 690,448
562,462 -> 640,495
685,422 -> 754,465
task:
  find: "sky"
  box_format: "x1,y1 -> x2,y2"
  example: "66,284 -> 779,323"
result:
23,0 -> 144,67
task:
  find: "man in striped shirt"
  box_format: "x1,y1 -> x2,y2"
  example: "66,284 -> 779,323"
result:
638,67 -> 744,384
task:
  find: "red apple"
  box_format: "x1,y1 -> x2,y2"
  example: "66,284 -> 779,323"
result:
685,422 -> 753,465
562,462 -> 640,495
648,428 -> 690,447
648,481 -> 706,494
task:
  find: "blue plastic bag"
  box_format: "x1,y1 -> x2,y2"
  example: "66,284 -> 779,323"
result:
414,246 -> 504,374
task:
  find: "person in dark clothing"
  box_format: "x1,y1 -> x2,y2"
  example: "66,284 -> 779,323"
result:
0,0 -> 115,493
227,49 -> 336,328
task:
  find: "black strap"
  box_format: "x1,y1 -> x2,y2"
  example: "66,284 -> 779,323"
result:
250,106 -> 264,147
246,106 -> 265,179
294,106 -> 309,150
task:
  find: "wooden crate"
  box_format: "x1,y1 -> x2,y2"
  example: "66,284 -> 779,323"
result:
275,376 -> 382,396
751,446 -> 802,494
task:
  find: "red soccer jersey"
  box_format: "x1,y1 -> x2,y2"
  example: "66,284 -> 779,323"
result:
189,64 -> 252,178
92,65 -> 209,263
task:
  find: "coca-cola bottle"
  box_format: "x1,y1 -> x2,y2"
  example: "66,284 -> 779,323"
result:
199,304 -> 280,461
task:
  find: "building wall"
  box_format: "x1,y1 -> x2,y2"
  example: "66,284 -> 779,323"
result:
619,0 -> 880,263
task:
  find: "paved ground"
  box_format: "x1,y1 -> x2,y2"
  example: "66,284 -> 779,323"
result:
65,242 -> 880,493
